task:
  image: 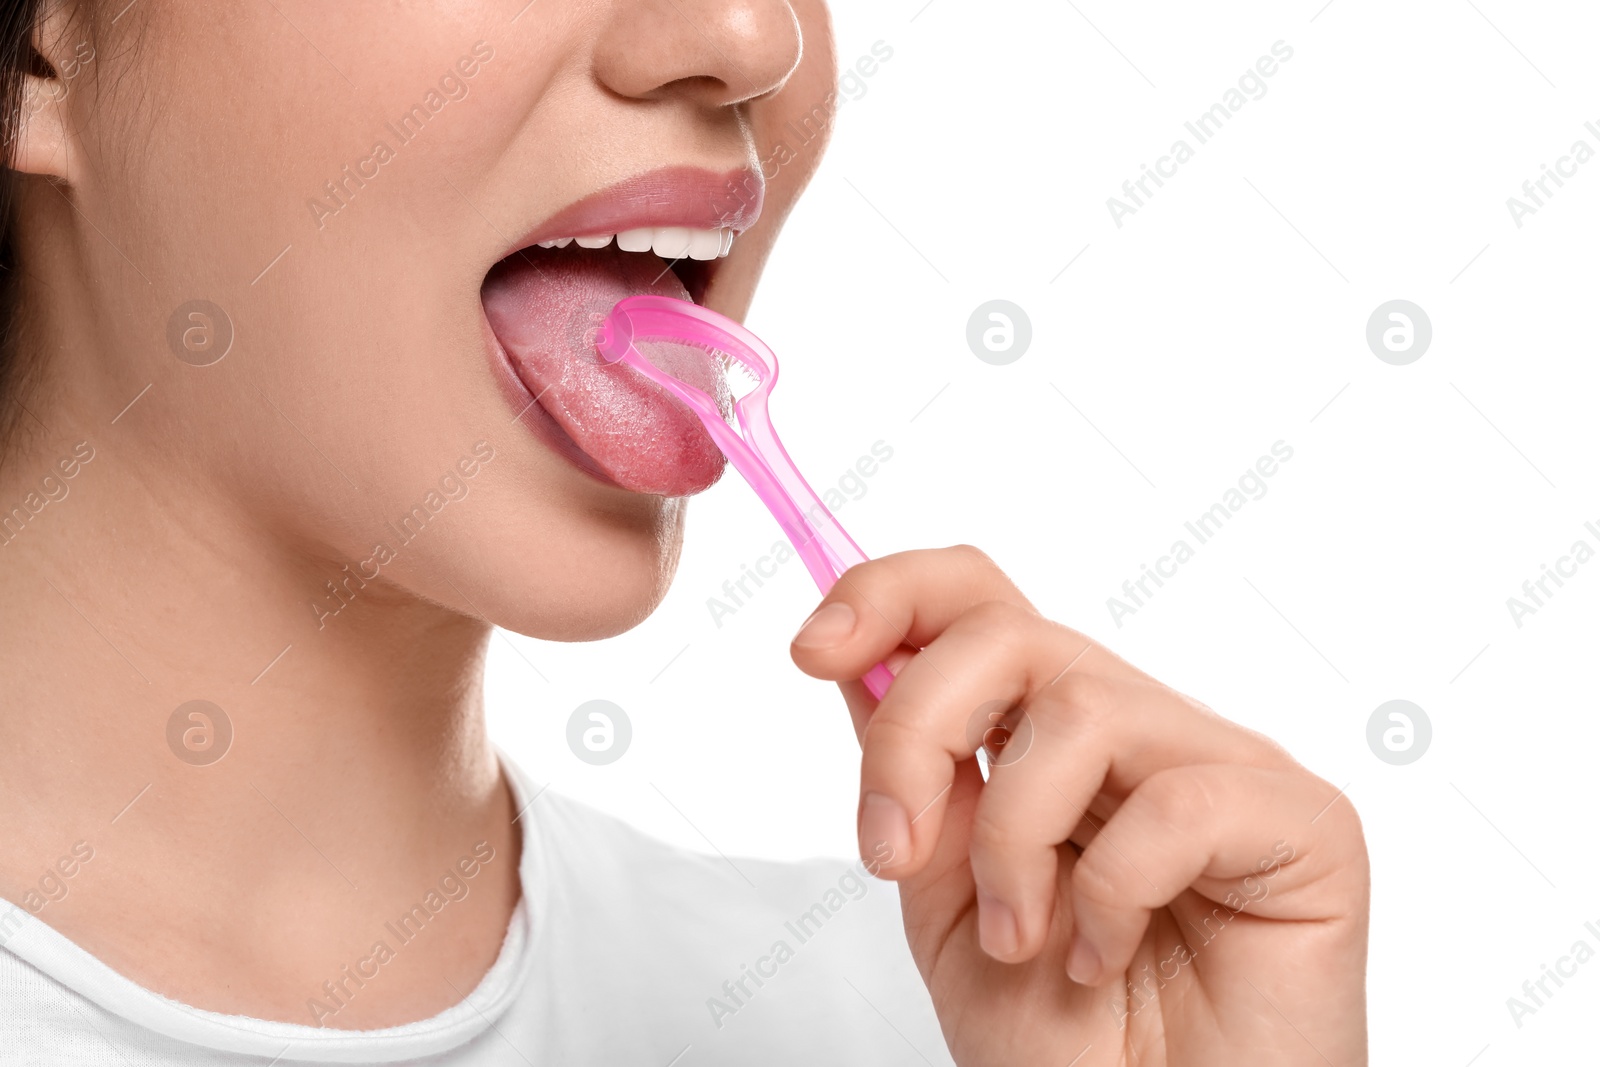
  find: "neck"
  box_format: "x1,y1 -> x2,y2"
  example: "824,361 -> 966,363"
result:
0,373 -> 521,1027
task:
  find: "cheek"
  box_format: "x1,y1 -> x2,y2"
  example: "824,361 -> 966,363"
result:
86,15 -> 457,448
86,4 -> 707,639
745,0 -> 837,194
90,8 -> 582,555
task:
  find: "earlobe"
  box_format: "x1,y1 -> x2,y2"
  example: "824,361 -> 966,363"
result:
10,71 -> 76,181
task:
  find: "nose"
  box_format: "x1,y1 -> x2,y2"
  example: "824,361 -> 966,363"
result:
595,0 -> 803,108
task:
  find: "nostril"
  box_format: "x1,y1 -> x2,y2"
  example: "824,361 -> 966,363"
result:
655,74 -> 732,101
592,0 -> 803,108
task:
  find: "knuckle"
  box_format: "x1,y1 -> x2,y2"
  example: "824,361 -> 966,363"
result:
1071,846 -> 1127,909
859,712 -> 925,765
1038,671 -> 1114,734
1044,669 -> 1096,706
962,598 -> 1028,637
949,543 -> 996,570
1139,768 -> 1217,830
969,799 -> 1028,855
1336,797 -> 1368,842
1308,773 -> 1367,842
836,558 -> 886,600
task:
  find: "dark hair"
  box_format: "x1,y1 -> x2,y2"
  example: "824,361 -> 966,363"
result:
0,0 -> 46,452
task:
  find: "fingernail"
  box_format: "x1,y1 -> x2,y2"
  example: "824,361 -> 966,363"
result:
793,602 -> 856,649
884,647 -> 915,676
1066,933 -> 1101,985
976,889 -> 1019,960
858,792 -> 910,873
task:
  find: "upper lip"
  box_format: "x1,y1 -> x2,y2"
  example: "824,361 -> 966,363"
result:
497,165 -> 764,259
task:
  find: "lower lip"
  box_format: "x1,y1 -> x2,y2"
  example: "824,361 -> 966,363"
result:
479,245 -> 730,498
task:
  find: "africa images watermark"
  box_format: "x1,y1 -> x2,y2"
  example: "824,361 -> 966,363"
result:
1505,917 -> 1600,1030
704,841 -> 897,1031
1107,40 -> 1295,229
11,840 -> 96,918
1111,840 -> 1296,1029
0,839 -> 98,953
706,440 -> 894,629
304,841 -> 498,1026
310,440 -> 496,629
714,41 -> 895,223
8,38 -> 93,148
306,41 -> 496,231
1504,119 -> 1600,229
1503,518 -> 1600,629
1106,440 -> 1296,627
0,441 -> 97,549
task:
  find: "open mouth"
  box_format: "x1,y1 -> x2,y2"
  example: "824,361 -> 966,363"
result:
522,225 -> 733,304
480,167 -> 761,498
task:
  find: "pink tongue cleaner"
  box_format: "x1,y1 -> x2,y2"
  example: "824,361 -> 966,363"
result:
481,247 -> 729,494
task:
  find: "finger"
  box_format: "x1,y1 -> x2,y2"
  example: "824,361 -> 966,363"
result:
835,645 -> 918,744
857,610 -> 1283,911
1063,763 -> 1362,987
890,755 -> 987,960
968,671 -> 1250,963
790,545 -> 1031,682
851,599 -> 1069,879
836,678 -> 874,743
1065,795 -> 1119,851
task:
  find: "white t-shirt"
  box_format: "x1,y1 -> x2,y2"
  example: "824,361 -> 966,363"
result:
0,756 -> 955,1065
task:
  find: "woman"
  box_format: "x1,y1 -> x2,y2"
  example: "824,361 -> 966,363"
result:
0,0 -> 1369,1063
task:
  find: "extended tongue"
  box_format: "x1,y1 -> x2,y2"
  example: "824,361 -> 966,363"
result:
481,245 -> 729,496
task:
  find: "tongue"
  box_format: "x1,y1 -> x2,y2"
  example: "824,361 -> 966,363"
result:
482,245 -> 729,497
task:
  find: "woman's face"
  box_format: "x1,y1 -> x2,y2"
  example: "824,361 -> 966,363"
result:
26,0 -> 834,639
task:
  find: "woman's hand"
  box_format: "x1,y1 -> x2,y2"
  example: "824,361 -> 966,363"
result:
790,546 -> 1369,1066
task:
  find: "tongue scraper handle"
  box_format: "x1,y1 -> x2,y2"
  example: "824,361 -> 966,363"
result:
595,295 -> 896,701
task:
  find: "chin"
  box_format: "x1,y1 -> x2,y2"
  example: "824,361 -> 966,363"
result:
449,490 -> 688,643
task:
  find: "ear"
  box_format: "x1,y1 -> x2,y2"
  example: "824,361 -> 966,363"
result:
10,9 -> 87,181
12,77 -> 74,180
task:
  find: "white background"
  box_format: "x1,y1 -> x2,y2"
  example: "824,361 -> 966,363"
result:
487,2 -> 1600,1061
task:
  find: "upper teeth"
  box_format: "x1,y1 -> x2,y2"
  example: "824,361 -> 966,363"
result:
535,227 -> 736,260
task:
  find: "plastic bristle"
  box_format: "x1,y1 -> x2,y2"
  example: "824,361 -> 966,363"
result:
723,355 -> 761,385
